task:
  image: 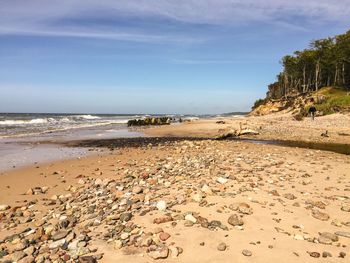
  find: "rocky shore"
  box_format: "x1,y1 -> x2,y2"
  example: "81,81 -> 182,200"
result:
0,137 -> 349,262
127,117 -> 172,127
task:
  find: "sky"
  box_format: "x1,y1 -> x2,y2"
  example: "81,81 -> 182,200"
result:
0,1 -> 350,114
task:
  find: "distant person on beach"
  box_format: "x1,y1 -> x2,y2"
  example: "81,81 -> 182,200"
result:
308,105 -> 317,121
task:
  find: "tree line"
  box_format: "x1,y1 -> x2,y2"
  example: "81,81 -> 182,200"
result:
267,30 -> 350,100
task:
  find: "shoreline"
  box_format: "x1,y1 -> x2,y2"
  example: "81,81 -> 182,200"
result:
1,111 -> 349,173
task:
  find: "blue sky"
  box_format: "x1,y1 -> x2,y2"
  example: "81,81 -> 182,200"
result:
0,1 -> 349,114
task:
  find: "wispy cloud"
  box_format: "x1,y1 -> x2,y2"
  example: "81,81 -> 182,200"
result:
0,27 -> 203,44
0,1 -> 349,42
172,58 -> 273,65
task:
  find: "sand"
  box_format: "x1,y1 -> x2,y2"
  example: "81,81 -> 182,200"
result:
0,114 -> 349,263
145,112 -> 350,144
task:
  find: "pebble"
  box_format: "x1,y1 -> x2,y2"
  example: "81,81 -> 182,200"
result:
217,243 -> 227,251
114,240 -> 123,250
341,205 -> 350,212
283,193 -> 297,200
120,212 -> 132,222
0,204 -> 10,211
217,177 -> 228,184
308,252 -> 320,258
185,214 -> 197,223
79,256 -> 97,263
293,234 -> 304,241
51,230 -> 70,241
156,200 -> 167,211
318,236 -> 332,244
148,247 -> 169,259
312,210 -> 330,221
242,249 -> 252,256
228,214 -> 244,226
132,186 -> 143,194
319,232 -> 338,242
184,220 -> 194,227
168,246 -> 179,258
192,193 -> 203,202
153,215 -> 173,224
159,232 -> 171,241
322,251 -> 332,258
120,233 -> 130,240
49,239 -> 66,250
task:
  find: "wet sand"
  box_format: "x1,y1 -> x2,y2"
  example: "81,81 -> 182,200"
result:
0,126 -> 144,172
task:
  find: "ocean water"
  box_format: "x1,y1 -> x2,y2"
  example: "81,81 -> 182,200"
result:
0,113 -> 139,138
0,113 -> 145,171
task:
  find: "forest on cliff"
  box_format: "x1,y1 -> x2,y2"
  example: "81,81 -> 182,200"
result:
266,30 -> 350,100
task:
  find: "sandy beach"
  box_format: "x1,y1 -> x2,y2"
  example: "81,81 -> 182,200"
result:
2,1 -> 350,262
0,114 -> 350,263
145,113 -> 350,144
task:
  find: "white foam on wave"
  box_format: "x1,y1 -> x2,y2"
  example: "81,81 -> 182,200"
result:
0,120 -> 28,125
75,115 -> 101,120
29,118 -> 48,124
0,118 -> 48,125
109,119 -> 129,124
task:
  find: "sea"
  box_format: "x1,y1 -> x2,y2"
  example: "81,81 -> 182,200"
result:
0,113 -> 143,138
0,112 -> 246,172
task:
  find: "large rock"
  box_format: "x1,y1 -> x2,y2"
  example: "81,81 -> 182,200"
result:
128,117 -> 172,127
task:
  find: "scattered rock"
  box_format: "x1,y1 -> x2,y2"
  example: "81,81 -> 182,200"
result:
153,215 -> 173,224
168,246 -> 179,258
308,252 -> 320,258
341,205 -> 350,212
132,186 -> 143,194
156,201 -> 167,211
217,177 -> 228,184
120,212 -> 132,222
319,232 -> 338,242
159,232 -> 170,241
79,256 -> 97,263
228,214 -> 244,226
217,243 -> 227,251
184,214 -> 197,223
0,204 -> 10,211
148,247 -> 169,259
312,209 -> 330,221
114,240 -> 123,250
51,230 -> 70,241
242,249 -> 252,257
283,193 -> 297,200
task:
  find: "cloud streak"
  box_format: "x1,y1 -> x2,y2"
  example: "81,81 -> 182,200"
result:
0,1 -> 349,42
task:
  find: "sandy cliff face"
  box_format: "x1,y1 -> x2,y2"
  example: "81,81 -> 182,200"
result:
250,100 -> 290,116
250,93 -> 327,117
